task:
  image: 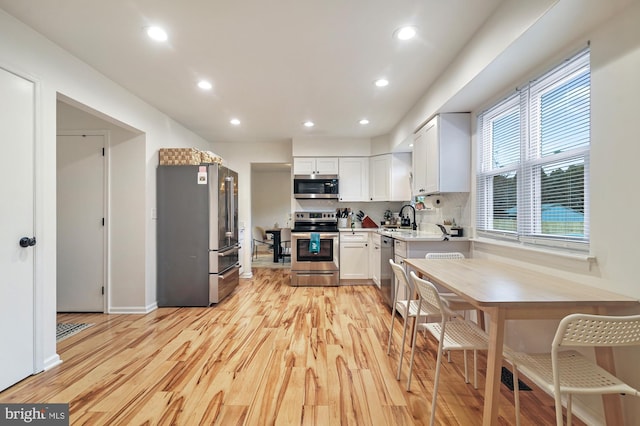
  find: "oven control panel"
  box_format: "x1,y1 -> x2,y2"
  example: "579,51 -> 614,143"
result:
294,211 -> 336,220
293,211 -> 338,232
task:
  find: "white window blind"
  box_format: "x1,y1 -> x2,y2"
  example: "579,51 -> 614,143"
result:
477,48 -> 590,251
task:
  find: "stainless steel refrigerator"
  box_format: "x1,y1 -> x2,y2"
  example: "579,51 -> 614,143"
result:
157,164 -> 239,306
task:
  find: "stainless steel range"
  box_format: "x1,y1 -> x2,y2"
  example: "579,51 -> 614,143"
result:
290,211 -> 339,286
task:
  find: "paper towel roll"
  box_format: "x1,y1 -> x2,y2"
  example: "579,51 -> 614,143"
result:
424,198 -> 443,209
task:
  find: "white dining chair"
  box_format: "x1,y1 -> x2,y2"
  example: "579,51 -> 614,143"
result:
387,259 -> 441,381
252,226 -> 272,259
424,252 -> 485,330
509,313 -> 640,426
279,227 -> 291,263
408,270 -> 490,425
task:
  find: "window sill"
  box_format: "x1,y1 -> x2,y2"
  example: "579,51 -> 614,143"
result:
470,237 -> 597,274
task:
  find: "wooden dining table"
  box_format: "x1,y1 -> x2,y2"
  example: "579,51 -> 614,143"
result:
264,229 -> 281,263
404,257 -> 640,426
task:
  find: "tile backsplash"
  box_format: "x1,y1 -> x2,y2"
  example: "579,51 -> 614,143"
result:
416,192 -> 470,229
295,192 -> 470,230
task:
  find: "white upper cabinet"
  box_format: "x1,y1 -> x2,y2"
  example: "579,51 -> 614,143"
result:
370,153 -> 412,202
338,157 -> 369,201
293,157 -> 339,175
413,113 -> 470,195
294,153 -> 411,202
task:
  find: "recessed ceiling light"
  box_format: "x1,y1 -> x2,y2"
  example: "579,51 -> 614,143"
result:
409,143 -> 414,148
359,119 -> 370,125
394,26 -> 417,41
374,79 -> 389,87
146,26 -> 168,42
230,118 -> 241,126
197,80 -> 212,90
303,121 -> 315,128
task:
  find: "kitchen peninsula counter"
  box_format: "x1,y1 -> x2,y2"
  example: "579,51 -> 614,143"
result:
337,227 -> 471,286
377,229 -> 469,242
339,227 -> 470,242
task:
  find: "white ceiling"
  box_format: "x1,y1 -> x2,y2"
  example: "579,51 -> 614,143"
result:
0,0 -> 503,144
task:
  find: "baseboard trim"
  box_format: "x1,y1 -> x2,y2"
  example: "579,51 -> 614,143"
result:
43,354 -> 62,371
109,303 -> 157,314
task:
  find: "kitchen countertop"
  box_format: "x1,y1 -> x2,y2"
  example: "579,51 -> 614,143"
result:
338,227 -> 378,232
338,227 -> 469,242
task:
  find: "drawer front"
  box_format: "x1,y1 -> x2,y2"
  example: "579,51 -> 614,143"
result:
291,271 -> 339,286
371,232 -> 381,245
340,232 -> 369,243
209,265 -> 240,304
394,239 -> 407,257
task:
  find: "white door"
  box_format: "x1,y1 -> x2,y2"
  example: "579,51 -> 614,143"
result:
0,67 -> 36,391
56,134 -> 105,312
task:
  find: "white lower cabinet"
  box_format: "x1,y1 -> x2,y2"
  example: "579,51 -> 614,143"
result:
394,238 -> 470,299
340,231 -> 370,281
371,233 -> 381,287
393,240 -> 408,301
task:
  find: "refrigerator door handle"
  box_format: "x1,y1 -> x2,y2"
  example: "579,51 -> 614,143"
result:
219,263 -> 240,280
218,246 -> 240,257
225,175 -> 234,237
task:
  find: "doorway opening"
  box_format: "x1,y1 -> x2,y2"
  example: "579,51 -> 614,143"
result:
250,163 -> 291,269
56,95 -> 143,315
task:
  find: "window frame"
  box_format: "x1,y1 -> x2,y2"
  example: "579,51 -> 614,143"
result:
476,48 -> 590,252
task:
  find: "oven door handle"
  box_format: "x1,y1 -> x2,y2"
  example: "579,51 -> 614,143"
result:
292,232 -> 339,239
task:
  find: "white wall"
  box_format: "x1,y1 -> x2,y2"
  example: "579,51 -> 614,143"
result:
589,3 -> 640,299
292,137 -> 371,157
581,11 -> 640,419
251,169 -> 292,231
1,9 -> 214,369
213,140 -> 293,277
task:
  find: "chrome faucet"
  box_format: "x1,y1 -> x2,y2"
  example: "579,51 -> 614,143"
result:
399,204 -> 417,230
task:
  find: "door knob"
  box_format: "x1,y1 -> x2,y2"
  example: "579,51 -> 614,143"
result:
19,237 -> 36,247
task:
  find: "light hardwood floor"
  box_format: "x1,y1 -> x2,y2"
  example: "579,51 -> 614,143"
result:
0,268 -> 581,425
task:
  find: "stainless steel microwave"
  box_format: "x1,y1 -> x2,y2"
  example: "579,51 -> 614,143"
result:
293,175 -> 339,199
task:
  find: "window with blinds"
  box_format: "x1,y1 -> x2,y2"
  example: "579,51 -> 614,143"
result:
476,48 -> 590,251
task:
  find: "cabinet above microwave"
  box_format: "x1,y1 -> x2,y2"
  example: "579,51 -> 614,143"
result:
293,157 -> 339,175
